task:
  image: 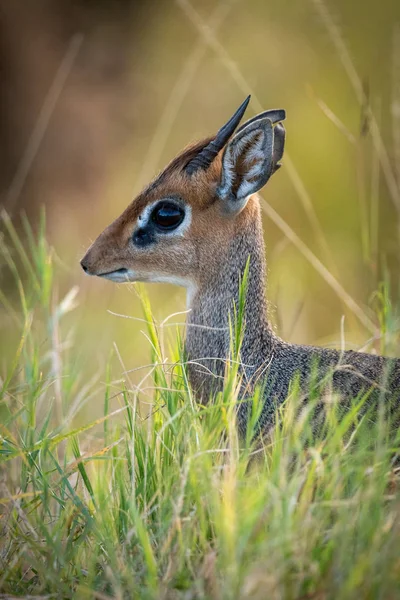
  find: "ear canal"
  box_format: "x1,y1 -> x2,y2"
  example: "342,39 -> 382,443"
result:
217,116 -> 285,212
272,122 -> 285,168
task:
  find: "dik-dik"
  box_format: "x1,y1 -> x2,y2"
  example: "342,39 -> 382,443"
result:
81,96 -> 400,432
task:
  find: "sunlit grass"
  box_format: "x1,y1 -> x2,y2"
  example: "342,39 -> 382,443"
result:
1,215 -> 400,599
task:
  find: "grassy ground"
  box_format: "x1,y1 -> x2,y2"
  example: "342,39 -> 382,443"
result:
1,0 -> 400,596
1,214 -> 400,600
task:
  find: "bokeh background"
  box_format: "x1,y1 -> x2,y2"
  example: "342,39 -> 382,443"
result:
1,0 -> 400,413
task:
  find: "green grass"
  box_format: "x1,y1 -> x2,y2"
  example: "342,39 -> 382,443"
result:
1,215 -> 400,600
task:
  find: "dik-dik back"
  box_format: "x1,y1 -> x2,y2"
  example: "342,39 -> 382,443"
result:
81,96 -> 400,432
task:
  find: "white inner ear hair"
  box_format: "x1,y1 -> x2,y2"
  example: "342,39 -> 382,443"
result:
220,128 -> 266,202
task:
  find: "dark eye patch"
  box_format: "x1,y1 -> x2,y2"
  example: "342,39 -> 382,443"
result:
151,202 -> 184,231
133,228 -> 154,247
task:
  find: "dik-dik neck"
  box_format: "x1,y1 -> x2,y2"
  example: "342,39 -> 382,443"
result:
186,200 -> 275,397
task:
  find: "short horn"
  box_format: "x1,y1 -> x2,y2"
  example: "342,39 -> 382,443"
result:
185,95 -> 251,176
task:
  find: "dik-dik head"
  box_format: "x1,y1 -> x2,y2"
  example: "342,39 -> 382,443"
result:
81,96 -> 285,290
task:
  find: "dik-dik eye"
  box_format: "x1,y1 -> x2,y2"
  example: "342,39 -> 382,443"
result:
151,201 -> 184,231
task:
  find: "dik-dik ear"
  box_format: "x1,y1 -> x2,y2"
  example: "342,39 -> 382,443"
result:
217,118 -> 285,213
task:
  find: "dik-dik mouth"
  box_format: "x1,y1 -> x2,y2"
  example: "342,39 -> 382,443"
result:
98,268 -> 129,282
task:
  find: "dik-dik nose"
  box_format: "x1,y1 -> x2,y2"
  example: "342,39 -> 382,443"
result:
80,255 -> 92,274
80,259 -> 88,273
80,247 -> 106,276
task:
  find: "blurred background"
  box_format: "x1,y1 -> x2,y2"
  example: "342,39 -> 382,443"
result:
1,0 -> 400,412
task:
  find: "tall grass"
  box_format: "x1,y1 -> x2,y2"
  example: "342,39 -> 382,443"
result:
1,215 -> 400,599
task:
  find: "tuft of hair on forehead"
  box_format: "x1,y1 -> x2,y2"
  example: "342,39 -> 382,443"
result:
146,136 -> 216,193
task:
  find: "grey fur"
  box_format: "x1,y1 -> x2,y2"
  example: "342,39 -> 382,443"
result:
186,208 -> 400,434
